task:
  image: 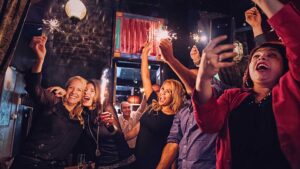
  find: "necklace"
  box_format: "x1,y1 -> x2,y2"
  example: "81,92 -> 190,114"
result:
87,113 -> 101,157
249,91 -> 272,106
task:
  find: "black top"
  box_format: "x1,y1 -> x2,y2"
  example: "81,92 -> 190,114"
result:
228,93 -> 291,169
135,92 -> 175,169
22,72 -> 83,161
73,107 -> 133,167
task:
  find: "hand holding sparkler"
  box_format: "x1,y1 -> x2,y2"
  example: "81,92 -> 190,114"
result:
30,35 -> 48,73
159,39 -> 175,63
30,35 -> 47,62
99,68 -> 118,134
154,26 -> 177,43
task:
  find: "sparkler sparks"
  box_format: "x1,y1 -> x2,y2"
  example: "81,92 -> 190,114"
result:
192,33 -> 208,43
42,18 -> 65,34
154,26 -> 177,42
100,68 -> 109,106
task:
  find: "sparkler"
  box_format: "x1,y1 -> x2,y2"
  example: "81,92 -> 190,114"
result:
42,18 -> 65,34
95,68 -> 109,157
154,26 -> 177,42
191,29 -> 208,44
100,68 -> 109,113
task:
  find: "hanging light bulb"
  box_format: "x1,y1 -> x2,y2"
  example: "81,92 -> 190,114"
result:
65,0 -> 87,24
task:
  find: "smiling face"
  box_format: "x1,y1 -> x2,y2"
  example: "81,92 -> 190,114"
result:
64,79 -> 86,106
158,82 -> 173,107
83,83 -> 96,108
121,101 -> 131,118
249,47 -> 284,88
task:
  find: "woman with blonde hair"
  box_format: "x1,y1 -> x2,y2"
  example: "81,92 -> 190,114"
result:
125,42 -> 185,169
11,35 -> 87,169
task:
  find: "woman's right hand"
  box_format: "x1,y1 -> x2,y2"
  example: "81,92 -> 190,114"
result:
29,35 -> 47,62
198,35 -> 236,80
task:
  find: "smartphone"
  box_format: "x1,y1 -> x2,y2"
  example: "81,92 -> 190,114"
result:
31,27 -> 43,37
210,17 -> 235,62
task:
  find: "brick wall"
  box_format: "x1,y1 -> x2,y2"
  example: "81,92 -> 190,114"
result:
42,0 -> 114,86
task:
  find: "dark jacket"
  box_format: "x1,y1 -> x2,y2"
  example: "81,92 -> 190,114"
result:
21,72 -> 83,161
73,107 -> 134,168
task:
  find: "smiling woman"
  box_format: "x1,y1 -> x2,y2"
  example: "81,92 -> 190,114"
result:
123,41 -> 185,169
192,1 -> 300,169
10,35 -> 87,169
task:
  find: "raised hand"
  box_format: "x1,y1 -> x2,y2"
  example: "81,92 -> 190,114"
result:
190,45 -> 201,66
252,0 -> 284,18
245,7 -> 262,28
47,86 -> 66,98
141,41 -> 152,58
198,35 -> 236,80
159,39 -> 174,63
29,35 -> 47,62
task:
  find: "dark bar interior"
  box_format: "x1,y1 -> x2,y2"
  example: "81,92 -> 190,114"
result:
0,0 -> 299,169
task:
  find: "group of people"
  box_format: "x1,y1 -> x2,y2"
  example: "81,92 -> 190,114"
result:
10,0 -> 300,169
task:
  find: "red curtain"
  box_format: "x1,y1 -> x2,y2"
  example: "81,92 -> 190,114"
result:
120,18 -> 161,56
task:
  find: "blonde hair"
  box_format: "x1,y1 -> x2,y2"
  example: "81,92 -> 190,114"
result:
64,76 -> 87,126
151,79 -> 185,113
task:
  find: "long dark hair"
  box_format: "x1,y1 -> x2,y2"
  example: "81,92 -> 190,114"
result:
242,42 -> 289,90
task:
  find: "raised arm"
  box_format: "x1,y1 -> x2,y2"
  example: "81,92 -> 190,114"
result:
133,94 -> 147,121
29,35 -> 47,73
124,122 -> 140,141
245,7 -> 263,37
25,35 -> 57,106
141,42 -> 154,100
253,0 -> 284,18
159,39 -> 197,95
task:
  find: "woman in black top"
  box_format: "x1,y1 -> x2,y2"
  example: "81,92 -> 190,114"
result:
73,79 -> 135,168
10,35 -> 87,169
125,42 -> 185,169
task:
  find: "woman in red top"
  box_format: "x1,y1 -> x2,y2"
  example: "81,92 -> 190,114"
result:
192,0 -> 300,169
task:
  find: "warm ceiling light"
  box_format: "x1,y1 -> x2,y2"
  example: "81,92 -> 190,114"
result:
65,0 -> 87,23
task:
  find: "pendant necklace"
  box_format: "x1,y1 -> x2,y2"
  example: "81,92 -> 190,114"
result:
87,113 -> 101,157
